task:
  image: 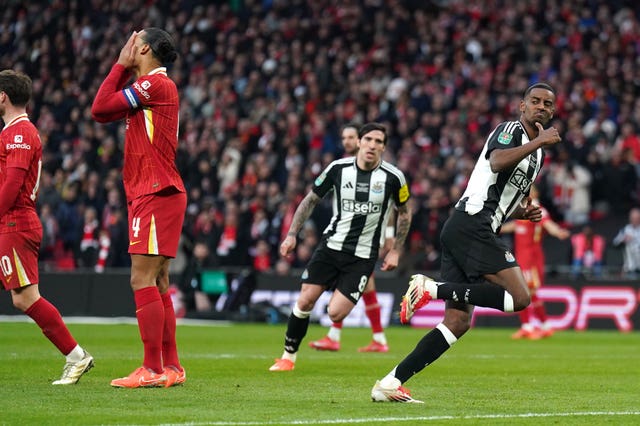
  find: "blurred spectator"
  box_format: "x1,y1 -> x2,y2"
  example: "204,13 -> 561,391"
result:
39,203 -> 59,262
105,208 -> 130,269
55,181 -> 82,265
613,208 -> 640,278
178,241 -> 215,313
215,201 -> 250,266
217,145 -> 242,197
78,206 -> 99,268
614,121 -> 640,167
601,148 -> 638,216
94,229 -> 110,273
252,239 -> 272,272
571,225 -> 606,279
547,154 -> 593,227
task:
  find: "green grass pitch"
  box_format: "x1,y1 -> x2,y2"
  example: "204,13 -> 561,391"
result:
1,320 -> 639,425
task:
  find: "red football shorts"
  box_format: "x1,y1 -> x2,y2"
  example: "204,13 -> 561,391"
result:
0,228 -> 41,290
127,189 -> 186,258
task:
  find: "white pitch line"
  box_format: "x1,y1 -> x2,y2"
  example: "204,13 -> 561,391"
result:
0,315 -> 232,327
148,411 -> 640,426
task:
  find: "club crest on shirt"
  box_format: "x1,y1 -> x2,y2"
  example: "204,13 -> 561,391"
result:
505,251 -> 515,262
497,132 -> 513,145
372,181 -> 384,194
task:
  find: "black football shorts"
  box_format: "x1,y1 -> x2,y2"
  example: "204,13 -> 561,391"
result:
302,246 -> 376,304
440,209 -> 519,283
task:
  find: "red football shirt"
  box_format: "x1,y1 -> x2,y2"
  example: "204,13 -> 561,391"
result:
512,205 -> 551,268
0,114 -> 43,233
92,64 -> 185,202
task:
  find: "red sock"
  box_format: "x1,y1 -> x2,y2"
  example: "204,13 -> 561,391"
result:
25,297 -> 77,355
531,293 -> 548,323
331,322 -> 343,329
161,292 -> 182,371
518,304 -> 532,326
134,287 -> 164,374
362,291 -> 383,333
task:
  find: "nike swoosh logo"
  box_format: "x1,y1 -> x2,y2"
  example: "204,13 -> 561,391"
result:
129,241 -> 141,246
139,375 -> 166,386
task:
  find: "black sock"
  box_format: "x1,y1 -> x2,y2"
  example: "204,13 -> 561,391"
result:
437,281 -> 508,311
395,328 -> 451,383
284,312 -> 310,354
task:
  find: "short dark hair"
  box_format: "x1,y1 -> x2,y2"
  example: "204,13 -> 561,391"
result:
0,70 -> 32,107
142,27 -> 177,65
524,82 -> 555,98
358,122 -> 387,144
341,122 -> 360,134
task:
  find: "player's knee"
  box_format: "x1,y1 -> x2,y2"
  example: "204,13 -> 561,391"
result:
295,299 -> 315,312
327,307 -> 346,323
12,293 -> 36,312
513,293 -> 531,312
12,297 -> 29,312
129,275 -> 154,291
512,285 -> 531,311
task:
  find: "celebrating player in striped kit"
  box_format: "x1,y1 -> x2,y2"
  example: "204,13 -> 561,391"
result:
372,83 -> 562,403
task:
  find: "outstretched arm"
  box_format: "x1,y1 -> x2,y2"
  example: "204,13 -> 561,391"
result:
543,219 -> 570,239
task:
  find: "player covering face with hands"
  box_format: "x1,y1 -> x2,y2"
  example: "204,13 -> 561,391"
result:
372,83 -> 561,403
92,28 -> 187,388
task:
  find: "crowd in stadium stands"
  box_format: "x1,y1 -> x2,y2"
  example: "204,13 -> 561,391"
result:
1,0 -> 640,277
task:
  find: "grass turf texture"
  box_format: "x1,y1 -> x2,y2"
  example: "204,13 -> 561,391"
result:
1,321 -> 639,425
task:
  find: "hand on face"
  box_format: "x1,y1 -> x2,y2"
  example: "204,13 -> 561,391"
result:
117,31 -> 139,69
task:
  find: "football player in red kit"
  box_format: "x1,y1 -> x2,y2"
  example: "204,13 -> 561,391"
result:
0,70 -> 93,385
501,185 -> 570,339
92,28 -> 186,388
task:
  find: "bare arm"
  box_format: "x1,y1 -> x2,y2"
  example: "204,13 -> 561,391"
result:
542,219 -> 570,239
490,123 -> 561,172
381,203 -> 412,271
279,191 -> 321,257
392,203 -> 411,251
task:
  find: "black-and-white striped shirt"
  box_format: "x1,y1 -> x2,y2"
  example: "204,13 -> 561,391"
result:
313,157 -> 410,259
456,120 -> 544,232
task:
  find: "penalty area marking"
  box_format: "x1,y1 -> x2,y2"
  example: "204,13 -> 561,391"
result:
153,411 -> 640,426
